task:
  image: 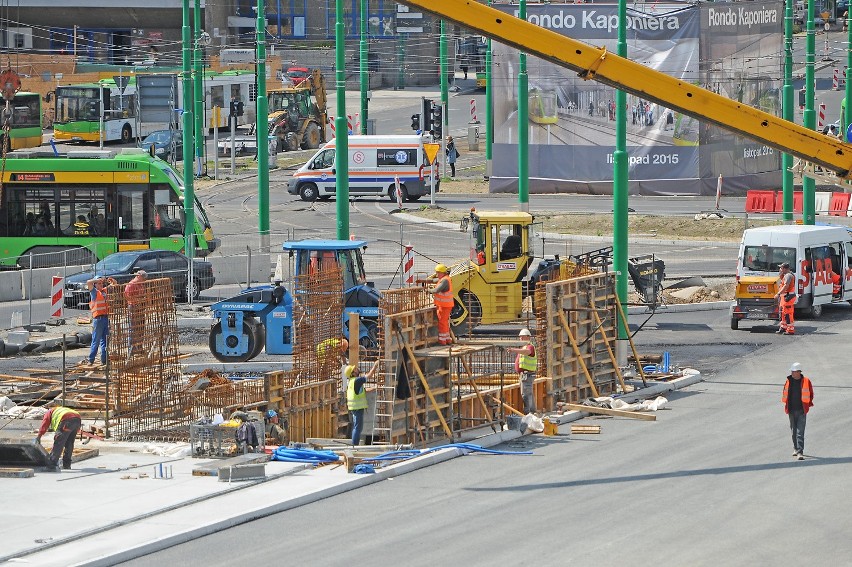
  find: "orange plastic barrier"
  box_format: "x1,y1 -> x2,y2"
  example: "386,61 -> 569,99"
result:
829,192 -> 851,216
745,190 -> 776,213
774,191 -> 803,213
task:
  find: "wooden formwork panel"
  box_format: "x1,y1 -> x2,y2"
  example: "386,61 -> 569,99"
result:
544,273 -> 618,404
265,370 -> 302,410
278,379 -> 338,443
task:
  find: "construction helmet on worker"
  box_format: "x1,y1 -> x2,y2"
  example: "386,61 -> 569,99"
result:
519,328 -> 531,338
433,263 -> 449,276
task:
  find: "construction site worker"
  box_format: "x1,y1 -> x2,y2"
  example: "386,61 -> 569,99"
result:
264,409 -> 288,446
428,264 -> 453,345
317,336 -> 348,381
36,404 -> 82,471
85,276 -> 117,366
345,360 -> 380,446
125,269 -> 148,355
774,262 -> 796,335
782,362 -> 814,460
508,328 -> 538,414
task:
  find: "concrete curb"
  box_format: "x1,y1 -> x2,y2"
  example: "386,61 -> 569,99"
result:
627,300 -> 732,314
29,430 -> 522,567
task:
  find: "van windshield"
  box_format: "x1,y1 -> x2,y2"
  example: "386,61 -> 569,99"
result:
743,245 -> 796,272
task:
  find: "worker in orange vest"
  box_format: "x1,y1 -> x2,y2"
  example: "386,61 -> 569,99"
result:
428,264 -> 453,345
782,362 -> 814,460
774,262 -> 796,335
85,276 -> 117,366
124,269 -> 148,355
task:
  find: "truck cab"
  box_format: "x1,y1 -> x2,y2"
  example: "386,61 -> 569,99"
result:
449,209 -> 539,332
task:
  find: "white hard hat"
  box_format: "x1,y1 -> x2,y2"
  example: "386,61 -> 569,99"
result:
519,328 -> 531,337
789,362 -> 802,372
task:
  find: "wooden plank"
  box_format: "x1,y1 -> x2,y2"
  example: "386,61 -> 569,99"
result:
563,403 -> 656,421
570,424 -> 601,434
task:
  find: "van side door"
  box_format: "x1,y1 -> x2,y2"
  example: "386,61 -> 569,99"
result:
310,149 -> 336,196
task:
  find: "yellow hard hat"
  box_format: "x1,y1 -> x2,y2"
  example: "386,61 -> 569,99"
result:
344,365 -> 358,378
434,263 -> 449,274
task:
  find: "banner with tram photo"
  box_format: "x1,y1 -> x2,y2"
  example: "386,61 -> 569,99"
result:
488,3 -> 782,196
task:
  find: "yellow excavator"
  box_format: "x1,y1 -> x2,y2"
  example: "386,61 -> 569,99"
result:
268,68 -> 328,152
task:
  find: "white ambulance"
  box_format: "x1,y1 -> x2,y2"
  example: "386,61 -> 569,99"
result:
287,135 -> 440,202
731,225 -> 852,329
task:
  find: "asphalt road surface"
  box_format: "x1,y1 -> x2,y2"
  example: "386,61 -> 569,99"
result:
117,305 -> 852,566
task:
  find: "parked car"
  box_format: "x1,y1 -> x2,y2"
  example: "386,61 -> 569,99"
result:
64,250 -> 215,308
285,66 -> 311,86
140,130 -> 183,162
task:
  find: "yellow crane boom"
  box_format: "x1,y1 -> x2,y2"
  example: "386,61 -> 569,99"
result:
396,0 -> 852,179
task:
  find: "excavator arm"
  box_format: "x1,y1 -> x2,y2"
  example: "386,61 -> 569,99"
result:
396,0 -> 852,179
309,68 -> 328,142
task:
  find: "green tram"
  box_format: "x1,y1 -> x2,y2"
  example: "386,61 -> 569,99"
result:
2,92 -> 43,151
0,148 -> 218,268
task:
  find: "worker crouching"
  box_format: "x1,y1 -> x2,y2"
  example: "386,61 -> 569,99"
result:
36,404 -> 82,472
428,263 -> 453,345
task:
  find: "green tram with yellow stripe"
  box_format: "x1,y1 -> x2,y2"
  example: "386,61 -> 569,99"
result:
0,148 -> 218,268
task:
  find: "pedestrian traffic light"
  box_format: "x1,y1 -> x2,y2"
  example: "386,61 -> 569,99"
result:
422,99 -> 433,133
798,88 -> 805,108
410,113 -> 420,132
432,103 -> 443,138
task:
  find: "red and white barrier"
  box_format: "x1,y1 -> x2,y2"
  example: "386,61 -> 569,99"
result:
834,68 -> 840,90
818,103 -> 826,131
403,244 -> 414,286
327,114 -> 358,138
50,276 -> 64,319
470,98 -> 478,123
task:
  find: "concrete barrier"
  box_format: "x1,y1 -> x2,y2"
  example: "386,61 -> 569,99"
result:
22,265 -> 90,300
0,271 -> 22,302
209,255 -> 270,286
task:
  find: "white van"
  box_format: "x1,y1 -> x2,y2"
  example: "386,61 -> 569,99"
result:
287,135 -> 440,202
731,225 -> 852,329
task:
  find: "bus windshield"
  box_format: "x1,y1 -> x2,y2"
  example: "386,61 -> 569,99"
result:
56,87 -> 100,123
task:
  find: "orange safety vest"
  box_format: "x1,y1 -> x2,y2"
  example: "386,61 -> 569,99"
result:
782,376 -> 814,414
779,271 -> 795,294
434,274 -> 454,308
90,288 -> 108,318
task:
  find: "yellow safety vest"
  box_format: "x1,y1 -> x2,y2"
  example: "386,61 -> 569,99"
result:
50,406 -> 79,432
518,343 -> 537,372
347,377 -> 368,411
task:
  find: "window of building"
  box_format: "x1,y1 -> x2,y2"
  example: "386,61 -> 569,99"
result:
265,0 -> 308,38
325,0 -> 397,39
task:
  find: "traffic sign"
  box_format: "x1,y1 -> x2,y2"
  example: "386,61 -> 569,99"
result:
113,75 -> 129,94
424,143 -> 440,164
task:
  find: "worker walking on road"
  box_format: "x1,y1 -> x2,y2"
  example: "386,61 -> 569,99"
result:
428,264 -> 453,345
775,262 -> 796,335
124,269 -> 148,355
36,404 -> 82,471
345,360 -> 380,446
508,328 -> 537,414
85,276 -> 117,366
782,362 -> 813,460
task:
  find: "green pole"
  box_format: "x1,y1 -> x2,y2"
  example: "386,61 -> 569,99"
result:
359,0 -> 368,134
440,20 -> 448,149
782,0 -> 794,222
485,1 -> 493,179
845,12 -> 852,141
614,0 -> 628,339
517,0 -> 528,213
803,0 -> 816,224
396,35 -> 406,90
335,0 -> 349,239
181,0 -> 195,258
257,0 -> 269,248
193,0 -> 203,177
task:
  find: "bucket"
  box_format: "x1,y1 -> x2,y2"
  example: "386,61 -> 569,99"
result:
543,419 -> 559,436
506,415 -> 522,431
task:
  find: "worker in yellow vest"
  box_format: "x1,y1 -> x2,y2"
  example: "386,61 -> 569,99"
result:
345,360 -> 380,446
36,405 -> 82,472
508,328 -> 537,414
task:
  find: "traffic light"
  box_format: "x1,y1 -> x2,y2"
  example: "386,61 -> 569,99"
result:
798,88 -> 805,108
422,98 -> 433,133
410,113 -> 420,132
432,103 -> 443,138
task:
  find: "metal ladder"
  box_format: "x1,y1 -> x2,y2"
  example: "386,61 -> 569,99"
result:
372,359 -> 395,444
